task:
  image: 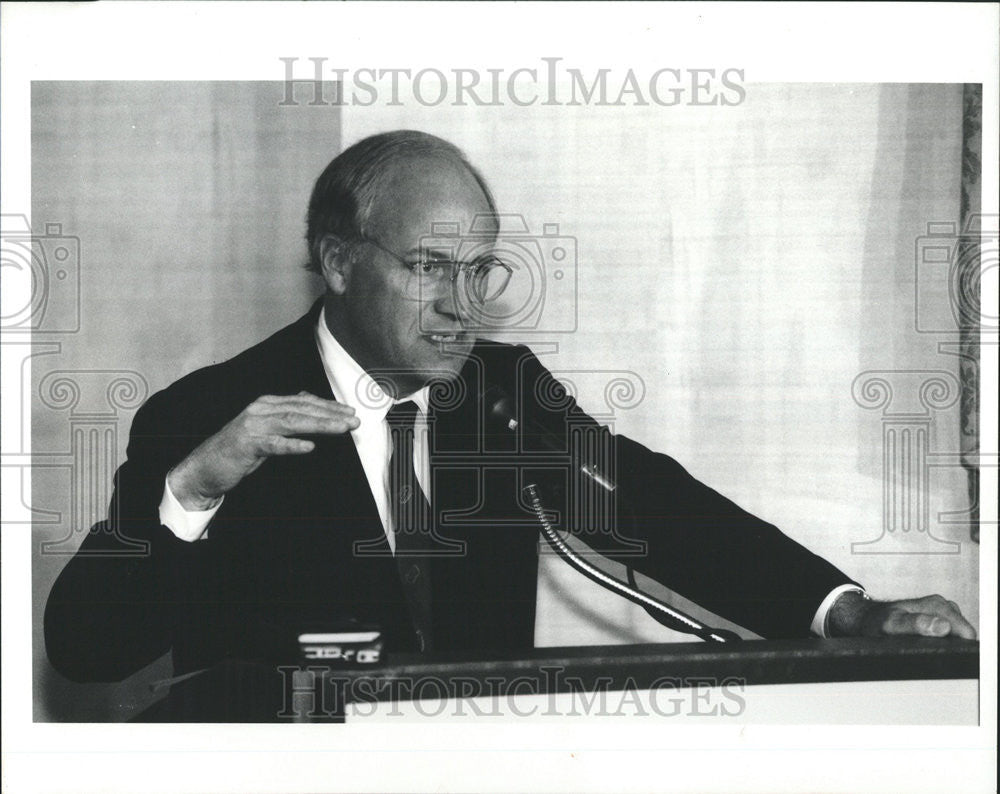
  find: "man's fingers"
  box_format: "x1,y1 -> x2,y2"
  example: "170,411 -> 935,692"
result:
945,614 -> 978,640
935,601 -> 977,640
249,392 -> 355,415
878,603 -> 977,639
902,595 -> 979,640
260,411 -> 359,438
252,401 -> 356,422
254,397 -> 355,414
259,436 -> 316,456
287,392 -> 353,411
881,610 -> 951,637
259,392 -> 326,404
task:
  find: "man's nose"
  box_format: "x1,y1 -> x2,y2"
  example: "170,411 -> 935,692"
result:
431,289 -> 470,326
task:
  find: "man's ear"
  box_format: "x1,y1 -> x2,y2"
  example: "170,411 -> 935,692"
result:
319,234 -> 352,295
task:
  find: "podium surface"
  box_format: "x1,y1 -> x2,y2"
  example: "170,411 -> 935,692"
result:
284,637 -> 979,724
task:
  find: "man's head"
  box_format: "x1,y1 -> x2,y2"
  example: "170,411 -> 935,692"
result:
307,130 -> 499,397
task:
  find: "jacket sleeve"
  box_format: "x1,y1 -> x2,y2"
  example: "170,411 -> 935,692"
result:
43,386 -> 221,682
514,346 -> 858,639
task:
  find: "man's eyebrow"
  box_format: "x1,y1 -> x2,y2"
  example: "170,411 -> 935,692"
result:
413,246 -> 454,260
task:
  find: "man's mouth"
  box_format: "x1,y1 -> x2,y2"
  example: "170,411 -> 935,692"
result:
426,332 -> 464,344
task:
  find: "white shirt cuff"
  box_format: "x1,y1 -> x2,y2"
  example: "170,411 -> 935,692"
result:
159,476 -> 222,542
810,584 -> 867,638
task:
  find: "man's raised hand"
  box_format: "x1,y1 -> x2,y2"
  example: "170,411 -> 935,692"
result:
166,392 -> 359,510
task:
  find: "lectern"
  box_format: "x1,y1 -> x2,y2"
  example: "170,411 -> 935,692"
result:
226,636 -> 979,724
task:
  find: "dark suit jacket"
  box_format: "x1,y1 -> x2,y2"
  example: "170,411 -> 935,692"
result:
45,302 -> 855,683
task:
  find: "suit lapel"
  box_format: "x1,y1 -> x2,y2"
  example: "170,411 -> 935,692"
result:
265,301 -> 387,547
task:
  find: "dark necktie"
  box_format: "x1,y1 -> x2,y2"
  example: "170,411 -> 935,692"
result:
386,401 -> 434,653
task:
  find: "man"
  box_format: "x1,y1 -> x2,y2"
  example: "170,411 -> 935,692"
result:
44,130 -> 976,700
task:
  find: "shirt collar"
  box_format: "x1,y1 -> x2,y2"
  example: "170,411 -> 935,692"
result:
315,306 -> 430,418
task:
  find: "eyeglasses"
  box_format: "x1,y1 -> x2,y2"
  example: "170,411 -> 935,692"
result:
359,235 -> 513,305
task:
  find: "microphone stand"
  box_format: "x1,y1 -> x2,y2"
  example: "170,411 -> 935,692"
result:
488,389 -> 742,644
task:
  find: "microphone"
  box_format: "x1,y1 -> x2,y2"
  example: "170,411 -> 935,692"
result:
486,385 -> 742,644
486,388 -> 616,493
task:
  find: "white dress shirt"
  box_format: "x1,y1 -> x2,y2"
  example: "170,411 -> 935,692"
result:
158,309 -> 861,635
311,306 -> 432,554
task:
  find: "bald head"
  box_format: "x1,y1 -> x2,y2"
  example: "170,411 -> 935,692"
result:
305,130 -> 497,273
364,157 -> 497,251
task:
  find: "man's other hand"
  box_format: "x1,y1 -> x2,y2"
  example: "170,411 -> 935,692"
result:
167,392 -> 359,510
829,592 -> 977,640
